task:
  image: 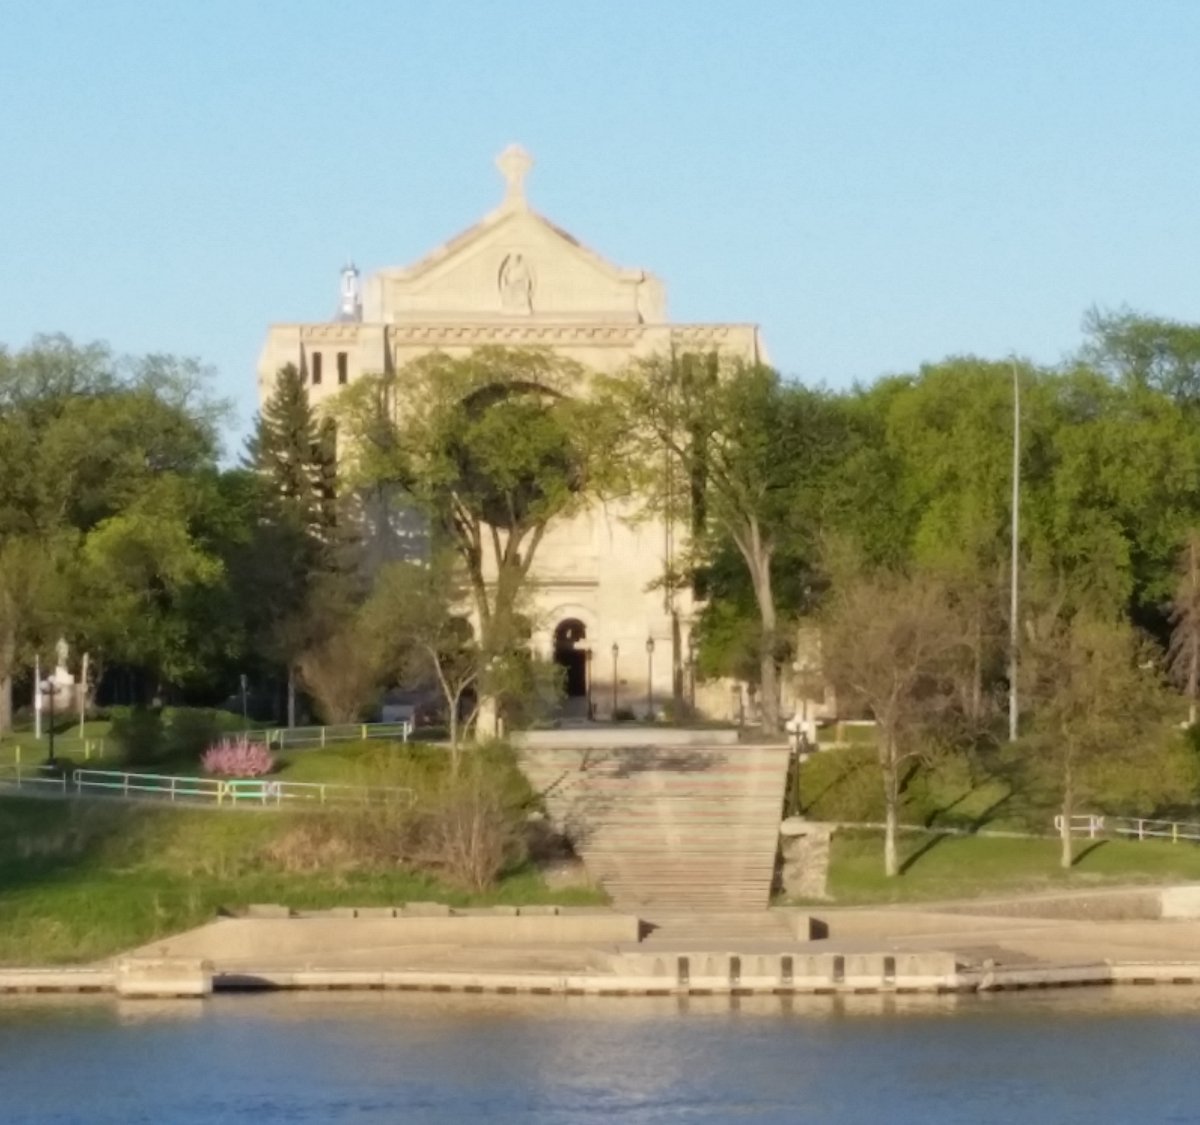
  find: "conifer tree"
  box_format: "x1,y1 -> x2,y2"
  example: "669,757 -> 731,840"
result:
243,364 -> 336,537
244,364 -> 347,724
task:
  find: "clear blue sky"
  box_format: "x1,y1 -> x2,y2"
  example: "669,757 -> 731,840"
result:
3,1 -> 1198,452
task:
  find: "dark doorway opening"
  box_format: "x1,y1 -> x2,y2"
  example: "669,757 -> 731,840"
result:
553,619 -> 588,699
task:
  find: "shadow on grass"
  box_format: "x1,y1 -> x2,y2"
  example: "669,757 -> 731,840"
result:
898,831 -> 949,875
1072,840 -> 1108,866
797,753 -> 872,818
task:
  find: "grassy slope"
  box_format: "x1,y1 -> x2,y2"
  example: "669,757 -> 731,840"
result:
796,745 -> 1044,832
0,740 -> 603,966
799,745 -> 1200,905
820,829 -> 1200,905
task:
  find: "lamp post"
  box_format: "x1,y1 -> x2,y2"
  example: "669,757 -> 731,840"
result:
33,653 -> 41,740
645,636 -> 655,719
240,673 -> 249,731
40,678 -> 59,768
611,642 -> 619,717
687,633 -> 697,714
584,648 -> 593,719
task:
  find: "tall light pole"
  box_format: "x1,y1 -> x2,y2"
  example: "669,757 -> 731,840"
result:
1009,359 -> 1021,743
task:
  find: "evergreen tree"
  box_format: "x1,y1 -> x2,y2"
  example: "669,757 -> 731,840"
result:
244,364 -> 351,725
243,364 -> 336,537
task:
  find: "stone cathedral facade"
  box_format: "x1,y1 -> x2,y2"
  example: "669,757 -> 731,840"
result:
258,146 -> 765,719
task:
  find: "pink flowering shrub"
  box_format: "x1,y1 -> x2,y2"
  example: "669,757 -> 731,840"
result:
201,737 -> 275,778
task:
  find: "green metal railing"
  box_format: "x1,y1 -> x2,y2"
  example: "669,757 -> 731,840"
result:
0,763 -> 413,809
243,721 -> 413,750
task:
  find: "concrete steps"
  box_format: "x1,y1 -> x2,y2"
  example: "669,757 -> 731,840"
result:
521,744 -> 789,911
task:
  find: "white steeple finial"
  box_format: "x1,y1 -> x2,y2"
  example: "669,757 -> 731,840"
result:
338,261 -> 361,322
496,144 -> 533,208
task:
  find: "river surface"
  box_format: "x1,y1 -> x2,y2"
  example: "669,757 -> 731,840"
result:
3,989 -> 1200,1123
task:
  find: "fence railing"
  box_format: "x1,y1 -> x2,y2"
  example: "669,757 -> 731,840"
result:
72,769 -> 414,808
1054,813 -> 1200,844
0,764 -> 413,809
0,739 -> 110,766
0,721 -> 415,765
243,721 -> 413,750
0,763 -> 69,794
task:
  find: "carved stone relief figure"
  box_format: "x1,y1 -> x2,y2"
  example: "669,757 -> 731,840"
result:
498,253 -> 534,313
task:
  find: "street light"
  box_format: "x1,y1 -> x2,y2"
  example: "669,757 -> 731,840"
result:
687,633 -> 698,714
40,678 -> 59,768
645,636 -> 655,719
584,648 -> 593,719
611,642 -> 619,717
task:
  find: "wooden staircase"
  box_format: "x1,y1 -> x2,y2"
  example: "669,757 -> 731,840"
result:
520,744 -> 789,911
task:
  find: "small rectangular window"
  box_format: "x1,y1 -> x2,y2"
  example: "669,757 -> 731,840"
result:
311,352 -> 323,385
337,352 -> 348,385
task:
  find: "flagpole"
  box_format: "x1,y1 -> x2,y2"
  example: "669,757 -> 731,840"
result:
1009,360 -> 1020,743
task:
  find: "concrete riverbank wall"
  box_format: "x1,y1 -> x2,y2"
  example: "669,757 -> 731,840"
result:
8,955 -> 1200,998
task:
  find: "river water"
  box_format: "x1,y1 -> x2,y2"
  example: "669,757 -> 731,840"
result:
3,989 -> 1199,1123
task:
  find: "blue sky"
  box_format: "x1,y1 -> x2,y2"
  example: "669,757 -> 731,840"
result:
3,1 -> 1198,452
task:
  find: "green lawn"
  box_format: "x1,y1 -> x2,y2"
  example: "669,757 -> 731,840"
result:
0,721 -> 115,766
820,828 -> 1200,905
796,745 -> 1051,832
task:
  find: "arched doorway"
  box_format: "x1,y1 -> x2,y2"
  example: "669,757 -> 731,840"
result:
553,618 -> 589,707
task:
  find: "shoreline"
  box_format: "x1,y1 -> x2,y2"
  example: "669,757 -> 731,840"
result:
5,958 -> 1200,998
10,883 -> 1200,1002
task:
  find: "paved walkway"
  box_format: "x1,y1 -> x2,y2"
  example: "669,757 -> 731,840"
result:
117,888 -> 1200,979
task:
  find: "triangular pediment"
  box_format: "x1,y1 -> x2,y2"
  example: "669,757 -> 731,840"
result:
363,147 -> 666,324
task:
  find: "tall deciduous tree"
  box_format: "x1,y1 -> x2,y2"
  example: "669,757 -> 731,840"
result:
366,555 -> 480,764
609,355 -> 849,733
1023,611 -> 1166,868
1083,307 -> 1200,409
0,335 -> 228,720
821,565 -> 969,877
339,347 -> 613,733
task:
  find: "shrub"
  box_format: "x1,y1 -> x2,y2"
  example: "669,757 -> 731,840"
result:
165,709 -> 223,760
111,708 -> 165,767
316,743 -> 531,889
201,737 -> 275,778
409,761 -> 528,891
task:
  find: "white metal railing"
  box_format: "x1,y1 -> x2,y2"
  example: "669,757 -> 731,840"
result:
61,768 -> 414,809
0,721 -> 415,765
1054,813 -> 1200,844
0,762 -> 69,793
243,721 -> 413,750
0,739 -> 110,768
